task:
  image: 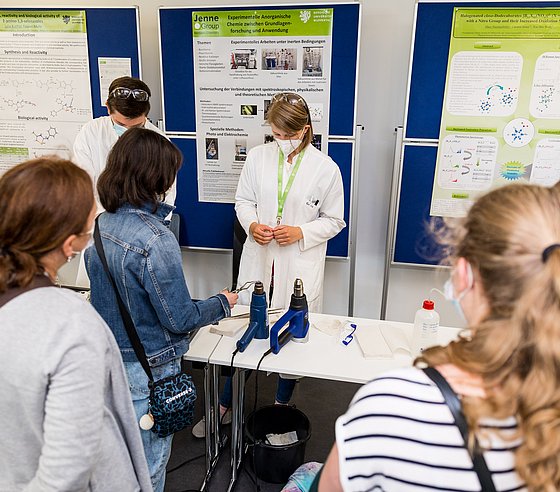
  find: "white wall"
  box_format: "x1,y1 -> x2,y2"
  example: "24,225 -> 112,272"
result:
31,0 -> 464,328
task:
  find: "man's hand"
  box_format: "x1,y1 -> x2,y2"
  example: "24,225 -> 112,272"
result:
249,222 -> 274,245
272,225 -> 303,246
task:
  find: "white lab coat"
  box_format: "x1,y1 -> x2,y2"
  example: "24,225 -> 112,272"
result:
72,116 -> 177,210
235,142 -> 345,312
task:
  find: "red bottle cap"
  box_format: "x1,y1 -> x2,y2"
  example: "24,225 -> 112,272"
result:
423,300 -> 434,310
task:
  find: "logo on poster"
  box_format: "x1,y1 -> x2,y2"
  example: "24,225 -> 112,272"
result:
300,10 -> 311,23
193,13 -> 219,30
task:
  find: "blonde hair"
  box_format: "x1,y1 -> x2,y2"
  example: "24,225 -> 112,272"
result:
419,183 -> 560,490
267,93 -> 313,153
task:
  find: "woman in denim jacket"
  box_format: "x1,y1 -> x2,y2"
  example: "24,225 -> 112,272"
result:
86,128 -> 238,492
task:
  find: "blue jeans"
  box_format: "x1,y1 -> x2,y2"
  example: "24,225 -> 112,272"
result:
125,358 -> 181,492
220,374 -> 297,407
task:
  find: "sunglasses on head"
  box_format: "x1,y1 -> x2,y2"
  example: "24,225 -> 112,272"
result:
271,92 -> 311,124
109,87 -> 150,102
271,92 -> 306,106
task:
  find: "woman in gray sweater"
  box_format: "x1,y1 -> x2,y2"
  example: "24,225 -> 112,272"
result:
0,157 -> 152,491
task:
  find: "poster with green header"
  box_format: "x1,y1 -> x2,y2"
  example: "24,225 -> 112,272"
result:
192,8 -> 333,203
431,8 -> 560,217
0,11 -> 92,176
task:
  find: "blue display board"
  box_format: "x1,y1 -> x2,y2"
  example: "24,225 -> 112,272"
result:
395,1 -> 560,265
3,7 -> 141,118
159,4 -> 360,257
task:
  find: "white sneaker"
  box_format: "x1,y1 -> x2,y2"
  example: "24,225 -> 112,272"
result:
191,410 -> 232,439
192,417 -> 206,438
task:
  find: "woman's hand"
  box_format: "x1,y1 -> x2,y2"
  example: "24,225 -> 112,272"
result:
249,222 -> 274,245
272,225 -> 303,246
221,290 -> 239,308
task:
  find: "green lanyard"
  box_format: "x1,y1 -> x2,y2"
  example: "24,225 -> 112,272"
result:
277,148 -> 305,225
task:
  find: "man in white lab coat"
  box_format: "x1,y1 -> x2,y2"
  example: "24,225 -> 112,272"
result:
73,76 -> 176,209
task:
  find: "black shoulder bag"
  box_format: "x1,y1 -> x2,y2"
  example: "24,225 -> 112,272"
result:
0,275 -> 53,308
423,367 -> 497,492
94,218 -> 196,438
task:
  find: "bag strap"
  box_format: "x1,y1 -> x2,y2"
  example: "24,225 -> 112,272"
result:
0,274 -> 53,308
93,217 -> 154,382
423,367 -> 497,492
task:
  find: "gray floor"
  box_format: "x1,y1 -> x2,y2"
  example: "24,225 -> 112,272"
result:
164,361 -> 360,492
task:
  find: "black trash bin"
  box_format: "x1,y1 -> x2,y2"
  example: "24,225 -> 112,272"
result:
245,404 -> 311,484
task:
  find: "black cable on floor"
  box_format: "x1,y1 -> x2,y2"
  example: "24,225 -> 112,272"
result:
166,452 -> 205,474
250,349 -> 272,492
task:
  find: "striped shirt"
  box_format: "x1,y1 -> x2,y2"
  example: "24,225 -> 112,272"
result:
335,367 -> 526,491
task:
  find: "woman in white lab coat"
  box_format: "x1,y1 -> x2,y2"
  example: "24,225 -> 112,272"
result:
235,92 -> 345,313
194,94 -> 345,436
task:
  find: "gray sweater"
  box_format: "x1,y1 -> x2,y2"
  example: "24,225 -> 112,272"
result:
0,287 -> 152,492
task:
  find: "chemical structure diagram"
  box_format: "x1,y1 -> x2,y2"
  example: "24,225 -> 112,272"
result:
537,87 -> 555,112
33,126 -> 58,145
1,97 -> 36,113
50,97 -> 77,118
478,84 -> 518,114
36,78 -> 74,93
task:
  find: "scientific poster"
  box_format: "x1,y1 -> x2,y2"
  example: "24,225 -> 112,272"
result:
432,8 -> 560,217
192,8 -> 333,203
0,10 -> 92,176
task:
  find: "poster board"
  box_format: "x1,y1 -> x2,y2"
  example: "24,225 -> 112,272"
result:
159,3 -> 360,257
0,7 -> 141,171
394,0 -> 560,266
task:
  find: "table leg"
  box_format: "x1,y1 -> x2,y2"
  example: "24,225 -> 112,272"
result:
228,367 -> 246,492
200,363 -> 222,491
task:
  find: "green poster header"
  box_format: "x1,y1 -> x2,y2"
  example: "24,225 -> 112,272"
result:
0,147 -> 28,156
192,9 -> 333,37
454,8 -> 560,38
0,11 -> 86,33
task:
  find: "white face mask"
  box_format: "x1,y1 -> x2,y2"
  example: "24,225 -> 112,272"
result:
443,262 -> 473,322
275,137 -> 302,156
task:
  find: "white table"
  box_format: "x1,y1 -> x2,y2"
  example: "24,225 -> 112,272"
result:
204,313 -> 461,491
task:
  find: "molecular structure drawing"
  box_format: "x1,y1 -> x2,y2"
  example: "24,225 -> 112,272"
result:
36,78 -> 74,92
2,98 -> 36,112
33,126 -> 58,145
50,97 -> 77,117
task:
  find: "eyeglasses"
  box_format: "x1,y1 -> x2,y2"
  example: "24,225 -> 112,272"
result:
271,92 -> 306,106
109,87 -> 150,102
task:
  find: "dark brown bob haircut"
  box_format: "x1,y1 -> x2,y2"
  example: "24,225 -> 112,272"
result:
98,128 -> 182,213
0,157 -> 93,292
106,76 -> 151,118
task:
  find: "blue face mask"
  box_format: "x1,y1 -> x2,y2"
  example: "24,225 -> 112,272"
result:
113,122 -> 128,137
443,262 -> 473,323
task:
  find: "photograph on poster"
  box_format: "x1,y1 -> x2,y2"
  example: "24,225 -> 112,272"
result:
206,138 -> 219,160
312,134 -> 322,151
302,47 -> 323,77
263,99 -> 271,120
235,139 -> 247,161
264,134 -> 274,144
241,105 -> 258,116
308,102 -> 324,122
261,49 -> 297,70
231,49 -> 257,69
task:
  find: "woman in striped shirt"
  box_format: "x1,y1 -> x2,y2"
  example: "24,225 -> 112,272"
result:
318,183 -> 560,491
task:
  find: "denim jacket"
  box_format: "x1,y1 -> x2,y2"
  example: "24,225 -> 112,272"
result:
85,202 -> 230,367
